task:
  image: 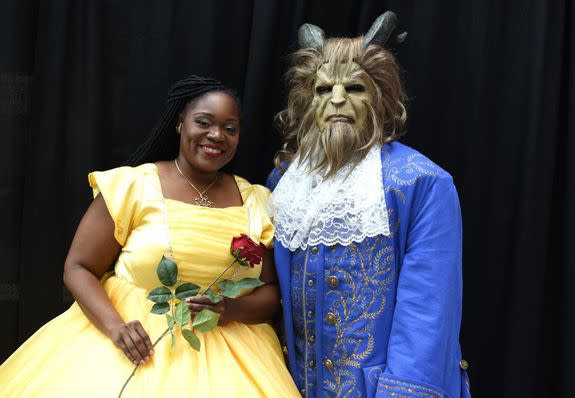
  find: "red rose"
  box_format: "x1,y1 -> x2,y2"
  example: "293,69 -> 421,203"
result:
230,234 -> 265,267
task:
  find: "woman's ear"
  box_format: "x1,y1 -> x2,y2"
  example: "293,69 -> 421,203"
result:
176,122 -> 182,134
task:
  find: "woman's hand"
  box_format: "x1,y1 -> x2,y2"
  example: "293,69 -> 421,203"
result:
108,320 -> 154,365
184,249 -> 281,326
185,295 -> 232,325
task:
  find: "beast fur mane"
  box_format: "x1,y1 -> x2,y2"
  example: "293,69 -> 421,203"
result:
274,36 -> 407,176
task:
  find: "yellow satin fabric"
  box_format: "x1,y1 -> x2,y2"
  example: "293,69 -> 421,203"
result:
0,164 -> 299,397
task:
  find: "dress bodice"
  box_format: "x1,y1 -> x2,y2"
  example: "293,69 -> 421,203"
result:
89,164 -> 274,291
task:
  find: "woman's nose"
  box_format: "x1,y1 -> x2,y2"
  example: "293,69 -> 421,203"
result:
207,126 -> 224,141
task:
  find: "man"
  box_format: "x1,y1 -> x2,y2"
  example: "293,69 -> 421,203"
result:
267,12 -> 471,398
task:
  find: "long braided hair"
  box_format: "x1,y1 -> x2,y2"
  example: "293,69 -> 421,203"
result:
126,75 -> 240,166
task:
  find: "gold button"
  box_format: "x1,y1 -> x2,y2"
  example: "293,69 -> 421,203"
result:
326,312 -> 336,324
323,358 -> 334,371
307,279 -> 314,287
282,345 -> 288,355
279,298 -> 283,305
309,360 -> 315,368
308,334 -> 315,343
327,275 -> 339,288
300,388 -> 305,396
311,246 -> 319,254
307,310 -> 314,318
459,359 -> 469,370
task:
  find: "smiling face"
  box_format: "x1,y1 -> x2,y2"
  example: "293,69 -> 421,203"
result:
178,91 -> 240,174
313,62 -> 374,132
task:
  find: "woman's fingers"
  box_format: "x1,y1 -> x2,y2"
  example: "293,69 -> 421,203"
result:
186,302 -> 205,314
117,339 -> 136,364
121,331 -> 144,364
186,296 -> 220,314
185,295 -> 230,325
186,296 -> 213,305
125,322 -> 150,364
111,321 -> 153,365
133,321 -> 154,356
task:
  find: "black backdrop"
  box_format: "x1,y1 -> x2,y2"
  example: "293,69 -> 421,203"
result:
1,1 -> 574,397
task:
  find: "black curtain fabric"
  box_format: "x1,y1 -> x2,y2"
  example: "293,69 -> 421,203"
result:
1,0 -> 574,396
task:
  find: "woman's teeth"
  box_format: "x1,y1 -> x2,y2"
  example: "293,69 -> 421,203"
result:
201,146 -> 223,154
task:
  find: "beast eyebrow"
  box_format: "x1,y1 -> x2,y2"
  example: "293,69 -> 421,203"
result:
315,79 -> 363,87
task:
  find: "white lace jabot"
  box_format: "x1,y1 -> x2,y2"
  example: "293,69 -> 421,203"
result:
271,145 -> 390,251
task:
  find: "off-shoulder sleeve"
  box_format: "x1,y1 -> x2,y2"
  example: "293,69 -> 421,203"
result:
88,166 -> 144,246
250,184 -> 275,249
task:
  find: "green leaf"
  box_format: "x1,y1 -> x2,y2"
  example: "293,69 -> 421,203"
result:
182,329 -> 201,351
175,282 -> 200,300
236,257 -> 250,267
217,279 -> 241,298
205,288 -> 222,304
166,314 -> 175,332
217,280 -> 233,290
174,301 -> 191,327
150,302 -> 170,315
167,314 -> 176,350
235,278 -> 265,290
192,309 -> 220,332
157,255 -> 178,287
147,286 -> 173,303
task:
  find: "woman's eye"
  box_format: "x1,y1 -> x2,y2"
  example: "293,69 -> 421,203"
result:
225,126 -> 238,134
346,84 -> 365,93
315,85 -> 332,94
196,119 -> 210,127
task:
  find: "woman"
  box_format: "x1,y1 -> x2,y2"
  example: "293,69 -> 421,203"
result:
0,75 -> 300,397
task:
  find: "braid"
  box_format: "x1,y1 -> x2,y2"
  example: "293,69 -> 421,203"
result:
126,75 -> 239,166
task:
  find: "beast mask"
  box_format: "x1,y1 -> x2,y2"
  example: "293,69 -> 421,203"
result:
275,11 -> 407,178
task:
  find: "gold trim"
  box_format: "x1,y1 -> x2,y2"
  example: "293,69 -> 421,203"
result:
377,375 -> 446,398
302,249 -> 311,397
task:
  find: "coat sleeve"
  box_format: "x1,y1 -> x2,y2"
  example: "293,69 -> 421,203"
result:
375,175 -> 469,398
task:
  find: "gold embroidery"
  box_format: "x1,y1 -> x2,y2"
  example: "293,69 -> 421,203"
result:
317,146 -> 441,397
367,367 -> 384,386
385,152 -> 439,187
302,249 -> 311,395
377,376 -> 446,398
323,236 -> 395,397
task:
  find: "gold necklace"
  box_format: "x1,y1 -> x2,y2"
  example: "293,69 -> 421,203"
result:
174,159 -> 219,207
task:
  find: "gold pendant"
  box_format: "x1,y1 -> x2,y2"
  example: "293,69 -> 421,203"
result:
194,194 -> 213,207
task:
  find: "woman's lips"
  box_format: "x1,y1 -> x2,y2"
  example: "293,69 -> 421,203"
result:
198,144 -> 224,157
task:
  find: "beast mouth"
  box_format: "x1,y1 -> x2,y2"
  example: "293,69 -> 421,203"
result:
326,114 -> 354,123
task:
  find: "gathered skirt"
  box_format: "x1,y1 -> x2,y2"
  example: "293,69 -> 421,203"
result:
0,275 -> 300,397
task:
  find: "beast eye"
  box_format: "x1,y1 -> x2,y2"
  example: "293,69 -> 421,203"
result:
346,84 -> 365,93
315,85 -> 332,94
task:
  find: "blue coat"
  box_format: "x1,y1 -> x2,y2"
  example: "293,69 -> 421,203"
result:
267,142 -> 471,398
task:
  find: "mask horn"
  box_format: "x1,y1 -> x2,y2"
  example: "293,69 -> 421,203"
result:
298,23 -> 326,50
363,11 -> 407,49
